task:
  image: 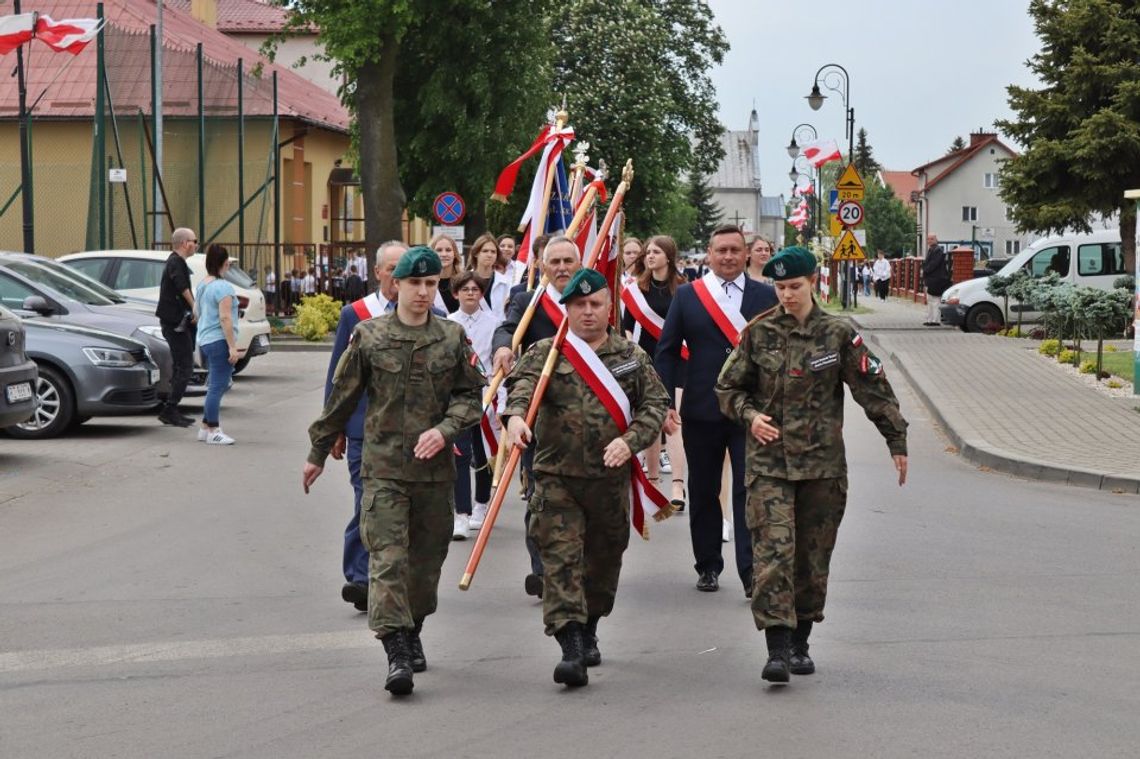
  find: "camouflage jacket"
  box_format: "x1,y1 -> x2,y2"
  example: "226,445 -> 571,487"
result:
504,331 -> 669,480
308,312 -> 485,482
715,304 -> 907,480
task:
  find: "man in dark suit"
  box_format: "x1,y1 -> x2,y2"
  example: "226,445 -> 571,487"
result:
655,224 -> 778,596
491,236 -> 581,599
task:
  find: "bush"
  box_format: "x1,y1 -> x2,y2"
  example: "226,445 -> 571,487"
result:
1079,360 -> 1096,374
1000,326 -> 1026,337
1108,380 -> 1124,389
294,294 -> 342,341
1058,349 -> 1077,365
1038,339 -> 1061,356
1105,345 -> 1118,353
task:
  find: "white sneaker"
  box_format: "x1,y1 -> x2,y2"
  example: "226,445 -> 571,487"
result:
197,427 -> 208,442
470,502 -> 488,530
453,514 -> 470,541
205,429 -> 235,445
659,451 -> 672,474
722,518 -> 733,544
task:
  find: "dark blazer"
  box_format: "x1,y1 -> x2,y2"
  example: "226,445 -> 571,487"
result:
492,288 -> 560,355
655,277 -> 778,422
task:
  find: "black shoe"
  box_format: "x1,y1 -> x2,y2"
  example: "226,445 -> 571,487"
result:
743,574 -> 754,599
583,616 -> 601,667
158,406 -> 192,427
553,622 -> 589,687
380,630 -> 415,695
341,581 -> 367,612
179,413 -> 195,425
409,619 -> 427,673
525,573 -> 544,599
761,626 -> 792,683
789,619 -> 815,675
696,570 -> 719,592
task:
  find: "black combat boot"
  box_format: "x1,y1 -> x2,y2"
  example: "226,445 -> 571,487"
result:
553,621 -> 589,687
380,630 -> 415,695
789,620 -> 815,675
409,619 -> 427,673
761,626 -> 792,683
583,616 -> 602,667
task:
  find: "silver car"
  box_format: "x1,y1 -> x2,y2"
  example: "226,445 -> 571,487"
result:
0,303 -> 37,428
5,320 -> 160,439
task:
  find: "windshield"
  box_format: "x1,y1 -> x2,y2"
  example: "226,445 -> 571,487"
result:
4,260 -> 116,305
225,260 -> 255,289
995,248 -> 1038,278
30,257 -> 127,303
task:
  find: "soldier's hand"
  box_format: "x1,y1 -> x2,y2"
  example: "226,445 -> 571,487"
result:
302,463 -> 323,494
750,413 -> 781,445
663,409 -> 682,435
507,416 -> 532,449
330,433 -> 347,460
492,347 -> 516,376
893,454 -> 908,486
603,437 -> 633,468
414,428 -> 446,460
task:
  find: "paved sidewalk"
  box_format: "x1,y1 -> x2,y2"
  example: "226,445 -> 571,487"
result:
847,296 -> 1140,493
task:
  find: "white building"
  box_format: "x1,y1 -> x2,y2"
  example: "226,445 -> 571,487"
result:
708,110 -> 785,246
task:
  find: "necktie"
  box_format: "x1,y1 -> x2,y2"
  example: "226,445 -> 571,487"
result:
385,299 -> 395,313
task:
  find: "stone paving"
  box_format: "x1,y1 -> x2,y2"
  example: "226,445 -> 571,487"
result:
847,296 -> 1140,492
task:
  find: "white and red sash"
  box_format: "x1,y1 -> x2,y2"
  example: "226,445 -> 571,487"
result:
691,272 -> 748,347
537,283 -> 566,327
350,292 -> 389,322
621,284 -> 689,360
560,331 -> 673,539
479,401 -> 500,460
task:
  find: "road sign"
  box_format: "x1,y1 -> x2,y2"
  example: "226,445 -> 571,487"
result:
829,189 -> 839,213
108,168 -> 127,183
831,229 -> 866,261
830,213 -> 842,237
837,200 -> 864,227
836,163 -> 865,201
432,225 -> 465,241
432,191 -> 466,225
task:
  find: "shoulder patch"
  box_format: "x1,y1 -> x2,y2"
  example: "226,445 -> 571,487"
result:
852,332 -> 864,348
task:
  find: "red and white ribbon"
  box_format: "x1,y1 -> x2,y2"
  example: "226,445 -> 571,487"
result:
621,284 -> 689,359
691,272 -> 747,347
350,292 -> 388,322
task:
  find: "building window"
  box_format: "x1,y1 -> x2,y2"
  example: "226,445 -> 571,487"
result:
984,173 -> 997,189
962,206 -> 978,222
1005,240 -> 1021,255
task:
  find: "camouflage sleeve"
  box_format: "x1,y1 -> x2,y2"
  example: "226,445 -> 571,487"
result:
503,339 -> 548,422
621,347 -> 669,454
307,325 -> 369,466
434,331 -> 487,444
841,330 -> 909,456
715,325 -> 762,426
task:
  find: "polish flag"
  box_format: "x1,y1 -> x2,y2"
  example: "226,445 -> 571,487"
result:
0,14 -> 35,55
800,139 -> 842,168
35,15 -> 103,54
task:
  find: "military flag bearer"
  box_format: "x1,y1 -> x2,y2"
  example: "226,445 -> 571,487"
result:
715,246 -> 909,684
303,246 -> 485,696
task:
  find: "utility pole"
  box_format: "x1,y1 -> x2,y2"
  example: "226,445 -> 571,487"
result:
153,0 -> 164,246
15,0 -> 34,253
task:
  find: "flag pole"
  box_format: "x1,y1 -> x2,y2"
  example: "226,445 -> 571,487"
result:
524,107 -> 568,291
461,160 -> 634,591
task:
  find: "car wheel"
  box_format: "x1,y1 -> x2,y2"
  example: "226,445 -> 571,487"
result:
232,355 -> 251,375
965,303 -> 1003,333
6,365 -> 75,439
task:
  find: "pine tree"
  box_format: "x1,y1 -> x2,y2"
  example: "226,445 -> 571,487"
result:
853,128 -> 880,176
687,172 -> 723,248
947,136 -> 967,153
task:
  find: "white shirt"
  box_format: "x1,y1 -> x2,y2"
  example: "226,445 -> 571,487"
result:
715,272 -> 747,309
872,259 -> 892,281
264,271 -> 276,291
303,274 -> 317,294
353,256 -> 369,281
449,307 -> 501,377
487,270 -> 514,316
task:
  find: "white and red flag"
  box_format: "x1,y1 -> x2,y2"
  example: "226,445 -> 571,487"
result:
0,13 -> 34,55
504,124 -> 574,265
800,138 -> 842,168
560,329 -> 673,539
34,15 -> 102,54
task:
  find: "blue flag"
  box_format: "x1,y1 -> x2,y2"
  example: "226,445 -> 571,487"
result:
546,156 -> 574,234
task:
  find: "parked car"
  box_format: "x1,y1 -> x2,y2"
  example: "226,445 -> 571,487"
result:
60,250 -> 272,374
0,253 -> 192,399
5,320 -> 160,439
941,229 -> 1124,332
971,257 -> 1015,279
0,303 -> 37,428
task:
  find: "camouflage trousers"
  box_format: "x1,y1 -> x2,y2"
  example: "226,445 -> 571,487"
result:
528,473 -> 631,636
747,475 -> 848,630
359,477 -> 454,637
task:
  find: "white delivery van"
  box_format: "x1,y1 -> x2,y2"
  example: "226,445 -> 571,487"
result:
940,228 -> 1124,332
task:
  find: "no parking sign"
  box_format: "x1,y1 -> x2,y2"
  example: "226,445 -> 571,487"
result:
432,192 -> 466,225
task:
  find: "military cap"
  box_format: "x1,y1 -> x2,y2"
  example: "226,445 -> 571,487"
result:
392,246 -> 442,278
558,268 -> 609,304
763,246 -> 817,281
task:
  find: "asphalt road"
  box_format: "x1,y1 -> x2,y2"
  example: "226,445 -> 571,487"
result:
2,351 -> 1139,758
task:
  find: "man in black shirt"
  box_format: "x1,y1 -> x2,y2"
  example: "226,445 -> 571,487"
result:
155,228 -> 199,427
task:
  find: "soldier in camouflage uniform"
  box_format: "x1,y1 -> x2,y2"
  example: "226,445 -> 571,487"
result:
715,246 -> 908,684
505,268 -> 670,688
303,246 -> 484,696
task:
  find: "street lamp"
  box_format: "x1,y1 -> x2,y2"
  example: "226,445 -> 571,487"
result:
789,167 -> 799,182
786,123 -> 817,159
805,63 -> 854,163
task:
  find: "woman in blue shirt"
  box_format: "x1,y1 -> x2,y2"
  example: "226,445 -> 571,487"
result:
195,244 -> 240,445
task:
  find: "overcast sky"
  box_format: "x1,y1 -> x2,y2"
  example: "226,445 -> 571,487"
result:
705,0 -> 1043,197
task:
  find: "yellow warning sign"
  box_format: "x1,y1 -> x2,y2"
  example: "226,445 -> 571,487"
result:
830,213 -> 842,237
831,229 -> 866,261
836,163 -> 865,201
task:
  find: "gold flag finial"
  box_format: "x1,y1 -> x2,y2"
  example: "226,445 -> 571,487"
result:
621,159 -> 634,186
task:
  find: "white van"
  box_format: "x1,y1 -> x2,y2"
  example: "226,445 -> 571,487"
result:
940,229 -> 1125,332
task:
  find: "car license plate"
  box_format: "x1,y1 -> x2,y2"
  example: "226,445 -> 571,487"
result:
148,369 -> 160,385
6,381 -> 32,403
255,334 -> 268,347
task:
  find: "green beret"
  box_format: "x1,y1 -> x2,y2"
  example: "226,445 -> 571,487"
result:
392,246 -> 441,279
558,268 -> 609,304
763,246 -> 817,281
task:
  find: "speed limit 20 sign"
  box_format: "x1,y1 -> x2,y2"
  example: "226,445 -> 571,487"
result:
837,200 -> 864,228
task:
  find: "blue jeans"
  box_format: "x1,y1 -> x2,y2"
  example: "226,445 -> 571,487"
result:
200,339 -> 234,427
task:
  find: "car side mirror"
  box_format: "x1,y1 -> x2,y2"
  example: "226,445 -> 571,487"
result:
21,295 -> 55,316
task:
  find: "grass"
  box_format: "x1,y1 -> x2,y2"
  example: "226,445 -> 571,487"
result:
1086,350 -> 1134,383
820,299 -> 873,315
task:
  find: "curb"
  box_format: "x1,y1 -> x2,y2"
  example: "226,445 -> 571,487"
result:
270,340 -> 333,353
863,332 -> 1140,495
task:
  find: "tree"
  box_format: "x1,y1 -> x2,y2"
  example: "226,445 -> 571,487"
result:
947,136 -> 966,153
863,179 -> 915,256
551,0 -> 727,233
996,0 -> 1140,274
687,171 -> 722,248
853,127 -> 880,176
656,183 -> 697,251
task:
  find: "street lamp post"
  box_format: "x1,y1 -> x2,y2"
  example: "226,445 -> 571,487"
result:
806,63 -> 855,164
789,154 -> 819,241
786,124 -> 820,244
